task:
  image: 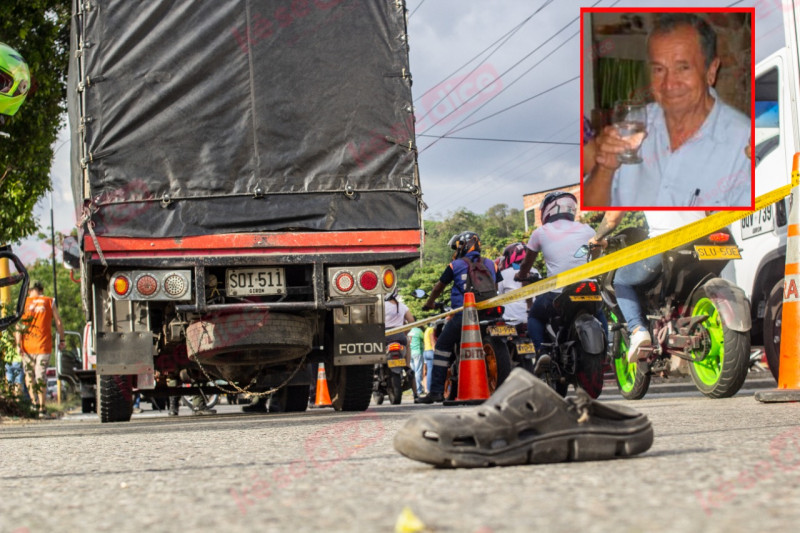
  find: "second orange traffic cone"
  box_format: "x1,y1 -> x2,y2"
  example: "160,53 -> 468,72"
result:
446,292 -> 490,405
757,153 -> 800,403
314,362 -> 333,407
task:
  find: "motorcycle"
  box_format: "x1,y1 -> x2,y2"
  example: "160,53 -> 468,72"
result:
535,279 -> 608,399
494,322 -> 537,374
602,227 -> 751,399
373,340 -> 416,405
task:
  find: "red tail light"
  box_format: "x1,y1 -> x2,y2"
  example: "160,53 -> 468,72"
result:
136,274 -> 158,296
709,232 -> 730,243
359,270 -> 378,291
574,282 -> 598,294
387,342 -> 404,352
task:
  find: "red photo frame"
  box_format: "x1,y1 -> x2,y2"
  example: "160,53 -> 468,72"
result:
580,7 -> 756,211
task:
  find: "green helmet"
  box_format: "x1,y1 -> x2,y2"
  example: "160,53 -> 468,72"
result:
0,42 -> 31,117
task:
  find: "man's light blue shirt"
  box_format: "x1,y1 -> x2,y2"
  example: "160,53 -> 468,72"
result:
610,89 -> 751,207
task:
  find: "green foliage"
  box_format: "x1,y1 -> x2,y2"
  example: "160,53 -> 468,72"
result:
0,1 -> 70,243
398,203 -> 528,309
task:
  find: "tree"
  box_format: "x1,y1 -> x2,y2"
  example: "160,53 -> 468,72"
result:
0,1 -> 70,243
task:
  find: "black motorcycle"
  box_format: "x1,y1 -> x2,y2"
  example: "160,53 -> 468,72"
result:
496,322 -> 537,374
535,279 -> 608,399
603,228 -> 751,399
373,340 -> 415,405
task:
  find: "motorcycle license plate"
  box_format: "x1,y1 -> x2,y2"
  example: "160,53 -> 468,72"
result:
516,342 -> 535,355
488,325 -> 516,336
387,358 -> 405,368
694,245 -> 741,260
569,295 -> 602,302
226,267 -> 285,296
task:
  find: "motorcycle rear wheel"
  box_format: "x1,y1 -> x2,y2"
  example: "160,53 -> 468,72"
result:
484,337 -> 512,393
688,288 -> 751,398
610,313 -> 650,400
388,373 -> 403,405
575,350 -> 605,399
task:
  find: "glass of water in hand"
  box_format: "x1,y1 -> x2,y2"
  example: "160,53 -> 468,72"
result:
612,101 -> 646,164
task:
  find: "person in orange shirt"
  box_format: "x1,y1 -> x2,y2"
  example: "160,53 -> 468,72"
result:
14,281 -> 65,414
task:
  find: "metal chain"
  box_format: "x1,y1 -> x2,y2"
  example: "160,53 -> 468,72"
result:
184,322 -> 309,398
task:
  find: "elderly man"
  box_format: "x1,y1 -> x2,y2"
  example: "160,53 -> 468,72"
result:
584,13 -> 751,208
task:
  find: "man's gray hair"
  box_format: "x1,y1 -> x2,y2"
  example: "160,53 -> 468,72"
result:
648,13 -> 717,69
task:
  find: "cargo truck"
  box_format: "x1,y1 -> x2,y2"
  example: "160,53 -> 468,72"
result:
68,0 -> 423,422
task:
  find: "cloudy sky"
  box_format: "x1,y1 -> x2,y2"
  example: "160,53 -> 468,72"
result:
17,0 -> 760,264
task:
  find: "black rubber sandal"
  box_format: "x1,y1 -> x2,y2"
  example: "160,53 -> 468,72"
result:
394,368 -> 653,468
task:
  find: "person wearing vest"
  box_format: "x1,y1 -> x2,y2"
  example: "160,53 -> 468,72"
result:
15,281 -> 66,414
417,231 -> 502,404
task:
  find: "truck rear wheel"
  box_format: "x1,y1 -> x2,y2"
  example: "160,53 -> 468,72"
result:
97,375 -> 134,423
330,364 -> 372,411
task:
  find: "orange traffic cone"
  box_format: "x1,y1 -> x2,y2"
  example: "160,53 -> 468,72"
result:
757,153 -> 800,403
314,362 -> 333,407
445,292 -> 490,405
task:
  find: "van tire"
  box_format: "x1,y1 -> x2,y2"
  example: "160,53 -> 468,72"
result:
764,279 -> 783,383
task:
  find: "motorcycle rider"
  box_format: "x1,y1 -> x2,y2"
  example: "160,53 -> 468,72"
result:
417,231 -> 502,404
497,242 -> 533,329
515,191 -> 607,366
590,210 -> 704,363
384,288 -> 419,400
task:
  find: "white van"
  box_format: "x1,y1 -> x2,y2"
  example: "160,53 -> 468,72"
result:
729,0 -> 798,377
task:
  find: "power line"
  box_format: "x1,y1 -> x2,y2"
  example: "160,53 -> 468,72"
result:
427,120 -> 576,214
418,0 -> 603,138
420,74 -> 579,153
412,1 -> 553,103
408,0 -> 427,19
414,0 -> 554,125
417,134 -> 579,145
450,74 -> 579,136
419,17 -> 579,138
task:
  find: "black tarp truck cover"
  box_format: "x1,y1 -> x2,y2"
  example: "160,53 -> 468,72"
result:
69,0 -> 421,239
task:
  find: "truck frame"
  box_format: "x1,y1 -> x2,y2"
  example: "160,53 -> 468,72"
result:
68,0 -> 423,421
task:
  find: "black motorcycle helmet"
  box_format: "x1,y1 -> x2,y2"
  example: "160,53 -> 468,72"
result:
448,231 -> 481,260
539,191 -> 578,225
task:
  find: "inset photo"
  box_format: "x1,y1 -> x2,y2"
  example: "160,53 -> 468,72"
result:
580,8 -> 754,210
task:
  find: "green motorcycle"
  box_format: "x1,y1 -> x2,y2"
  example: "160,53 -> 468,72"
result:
601,228 -> 751,399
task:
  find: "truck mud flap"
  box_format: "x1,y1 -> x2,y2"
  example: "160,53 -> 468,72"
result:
334,324 -> 387,365
96,331 -> 154,375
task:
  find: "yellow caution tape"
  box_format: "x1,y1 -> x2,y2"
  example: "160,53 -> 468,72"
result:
388,173 -> 799,336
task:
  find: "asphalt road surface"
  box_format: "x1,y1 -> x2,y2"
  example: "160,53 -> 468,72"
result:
1,372 -> 798,533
